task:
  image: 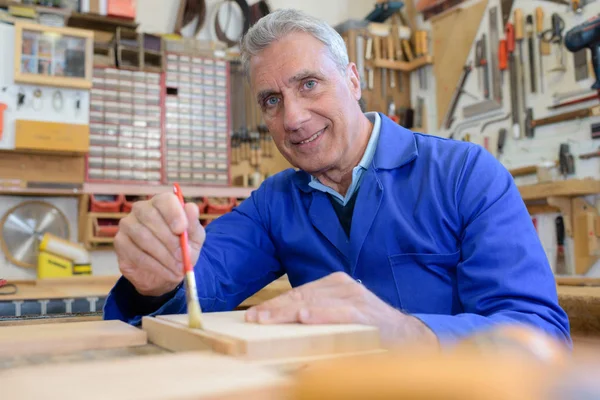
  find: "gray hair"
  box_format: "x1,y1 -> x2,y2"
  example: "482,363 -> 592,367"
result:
240,9 -> 349,77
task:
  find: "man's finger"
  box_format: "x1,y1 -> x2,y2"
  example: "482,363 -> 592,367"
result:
151,193 -> 188,235
184,202 -> 205,250
133,201 -> 181,255
115,231 -> 182,296
118,217 -> 181,278
247,297 -> 349,324
298,306 -> 364,325
246,272 -> 353,316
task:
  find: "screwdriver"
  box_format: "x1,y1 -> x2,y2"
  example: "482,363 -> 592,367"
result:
498,39 -> 507,85
535,7 -> 546,93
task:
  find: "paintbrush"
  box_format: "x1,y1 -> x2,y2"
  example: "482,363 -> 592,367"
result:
173,183 -> 204,329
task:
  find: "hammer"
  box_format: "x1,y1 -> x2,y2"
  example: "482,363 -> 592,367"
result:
525,105 -> 600,138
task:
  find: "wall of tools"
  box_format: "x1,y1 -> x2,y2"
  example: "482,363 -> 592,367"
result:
414,0 -> 599,181
411,0 -> 600,275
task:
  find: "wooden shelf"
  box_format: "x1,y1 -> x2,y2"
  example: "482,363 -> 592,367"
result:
372,55 -> 433,72
0,186 -> 82,196
518,179 -> 600,202
83,183 -> 254,198
87,212 -> 226,220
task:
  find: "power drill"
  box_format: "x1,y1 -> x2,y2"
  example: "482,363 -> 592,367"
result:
565,14 -> 600,89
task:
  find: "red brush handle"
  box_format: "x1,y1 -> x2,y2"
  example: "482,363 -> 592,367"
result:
173,183 -> 193,274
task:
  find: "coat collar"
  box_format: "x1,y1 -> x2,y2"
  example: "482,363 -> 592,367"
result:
293,113 -> 419,193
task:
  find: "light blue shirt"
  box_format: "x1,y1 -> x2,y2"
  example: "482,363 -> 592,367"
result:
308,112 -> 382,205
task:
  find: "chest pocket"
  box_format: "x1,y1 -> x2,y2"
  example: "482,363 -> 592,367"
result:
389,251 -> 461,315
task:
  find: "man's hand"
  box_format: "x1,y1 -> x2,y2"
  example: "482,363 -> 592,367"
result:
114,192 -> 206,297
244,272 -> 438,347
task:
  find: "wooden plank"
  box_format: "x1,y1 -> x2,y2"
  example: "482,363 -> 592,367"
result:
0,276 -> 117,301
0,320 -> 147,357
432,0 -> 488,129
0,313 -> 102,327
573,198 -> 599,275
143,310 -> 381,361
239,277 -> 292,308
0,352 -> 289,400
519,179 -> 600,201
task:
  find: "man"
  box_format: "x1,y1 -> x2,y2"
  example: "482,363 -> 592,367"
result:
104,9 -> 571,347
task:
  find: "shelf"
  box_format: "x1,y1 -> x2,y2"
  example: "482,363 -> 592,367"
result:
0,184 -> 253,198
372,55 -> 433,72
83,183 -> 254,198
0,186 -> 82,196
87,212 -> 226,219
518,179 -> 600,201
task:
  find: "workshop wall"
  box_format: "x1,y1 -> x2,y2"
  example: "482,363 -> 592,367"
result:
415,0 -> 599,183
0,23 -> 90,150
136,0 -> 374,40
411,0 -> 600,275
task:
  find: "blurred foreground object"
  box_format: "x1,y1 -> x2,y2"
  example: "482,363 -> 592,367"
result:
292,325 -> 600,400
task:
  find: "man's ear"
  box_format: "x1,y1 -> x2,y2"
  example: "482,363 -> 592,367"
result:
346,62 -> 362,101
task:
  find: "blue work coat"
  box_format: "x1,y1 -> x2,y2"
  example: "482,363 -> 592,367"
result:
104,113 -> 571,346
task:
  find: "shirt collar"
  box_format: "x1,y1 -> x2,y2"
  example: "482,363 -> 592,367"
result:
309,111 -> 381,184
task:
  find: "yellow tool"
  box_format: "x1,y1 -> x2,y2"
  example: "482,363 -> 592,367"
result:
38,233 -> 91,279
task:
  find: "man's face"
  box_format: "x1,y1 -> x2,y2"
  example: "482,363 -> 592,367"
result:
249,32 -> 362,174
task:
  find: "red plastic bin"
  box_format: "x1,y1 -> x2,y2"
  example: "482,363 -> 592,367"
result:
90,194 -> 125,213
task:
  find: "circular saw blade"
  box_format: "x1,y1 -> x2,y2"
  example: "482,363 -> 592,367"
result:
1,201 -> 70,268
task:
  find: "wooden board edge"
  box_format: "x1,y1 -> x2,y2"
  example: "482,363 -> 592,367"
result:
0,320 -> 147,357
244,327 -> 382,361
251,349 -> 389,374
142,316 -> 244,356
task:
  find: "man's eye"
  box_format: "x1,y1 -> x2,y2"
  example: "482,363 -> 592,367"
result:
304,80 -> 317,89
265,97 -> 279,106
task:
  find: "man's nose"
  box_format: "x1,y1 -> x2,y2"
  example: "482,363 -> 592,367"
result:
283,97 -> 310,132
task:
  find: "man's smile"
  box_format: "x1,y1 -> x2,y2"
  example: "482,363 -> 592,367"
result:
293,126 -> 327,146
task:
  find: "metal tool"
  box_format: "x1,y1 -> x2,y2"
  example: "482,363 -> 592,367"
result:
592,122 -> 600,139
553,88 -> 597,102
480,112 -> 510,132
536,7 -> 546,92
442,63 -> 473,130
579,147 -> 600,159
514,8 -> 527,140
559,143 -> 575,177
463,99 -> 502,119
356,35 -> 366,90
507,23 -> 521,139
449,109 -> 505,139
573,49 -> 589,81
415,96 -> 424,128
476,35 -> 490,99
555,216 -> 567,275
489,6 -> 502,102
542,13 -> 566,73
548,93 -> 599,109
564,14 -> 600,89
0,201 -> 70,268
525,104 -> 600,137
526,15 -> 537,93
500,0 -> 514,26
496,128 -> 507,159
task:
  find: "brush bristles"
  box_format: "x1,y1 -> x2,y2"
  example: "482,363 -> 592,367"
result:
184,271 -> 204,329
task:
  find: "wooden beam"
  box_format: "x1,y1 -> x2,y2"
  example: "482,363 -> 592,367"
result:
143,310 -> 381,361
573,198 -> 600,275
0,320 -> 147,357
519,179 -> 600,201
1,352 -> 289,400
